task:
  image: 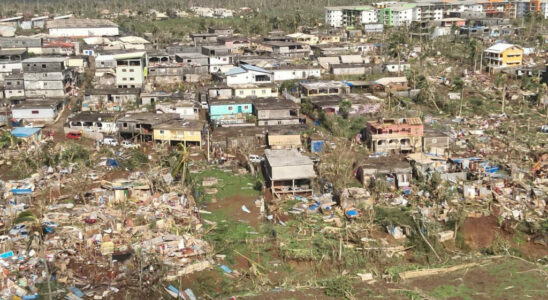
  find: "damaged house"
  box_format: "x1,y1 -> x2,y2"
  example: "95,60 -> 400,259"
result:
356,157 -> 412,190
363,118 -> 424,154
83,88 -> 140,111
66,112 -> 118,135
116,112 -> 179,140
264,149 -> 316,198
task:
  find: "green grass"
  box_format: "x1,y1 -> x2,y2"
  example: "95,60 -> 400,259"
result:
191,168 -> 261,203
429,284 -> 474,300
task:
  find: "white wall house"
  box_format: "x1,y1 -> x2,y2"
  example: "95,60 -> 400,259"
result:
383,63 -> 411,73
114,52 -> 146,88
325,7 -> 344,27
12,101 -> 62,122
225,65 -> 273,86
361,10 -> 379,24
47,19 -> 119,37
271,67 -> 321,82
156,102 -> 199,120
392,7 -> 414,26
5,89 -> 24,99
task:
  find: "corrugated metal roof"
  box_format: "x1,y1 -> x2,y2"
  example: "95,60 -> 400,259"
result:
405,117 -> 422,125
11,127 -> 41,137
485,43 -> 521,53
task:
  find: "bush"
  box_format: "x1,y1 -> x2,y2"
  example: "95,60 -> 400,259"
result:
321,276 -> 355,299
120,149 -> 149,170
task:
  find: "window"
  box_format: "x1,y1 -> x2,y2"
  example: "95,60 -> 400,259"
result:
431,138 -> 437,144
262,90 -> 266,94
228,106 -> 233,110
159,130 -> 164,134
251,90 -> 256,95
31,110 -> 39,114
122,69 -> 127,72
44,82 -> 48,86
42,64 -> 46,68
123,122 -> 128,127
130,78 -> 134,81
239,91 -> 244,95
130,69 -> 134,72
244,105 -> 249,109
123,78 -> 127,81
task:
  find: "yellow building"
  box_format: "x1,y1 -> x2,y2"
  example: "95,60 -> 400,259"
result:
233,83 -> 279,99
484,43 -> 523,72
318,35 -> 341,44
286,33 -> 319,45
152,119 -> 204,146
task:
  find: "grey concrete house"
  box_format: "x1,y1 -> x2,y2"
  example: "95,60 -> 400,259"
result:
3,73 -> 25,100
191,33 -> 218,45
264,149 -> 316,198
356,157 -> 412,190
0,37 -> 42,49
147,65 -> 185,84
422,126 -> 450,156
0,49 -> 26,81
22,57 -> 72,98
252,98 -> 300,126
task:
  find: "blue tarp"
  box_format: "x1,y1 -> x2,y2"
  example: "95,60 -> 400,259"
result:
311,140 -> 324,153
167,285 -> 180,296
11,127 -> 41,138
106,158 -> 118,167
12,188 -> 32,195
0,251 -> 14,259
69,287 -> 84,298
220,265 -> 232,274
346,210 -> 358,217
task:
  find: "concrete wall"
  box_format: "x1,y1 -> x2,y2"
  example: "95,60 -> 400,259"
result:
12,107 -> 57,121
25,89 -> 65,97
272,69 -> 321,81
23,61 -> 65,72
49,27 -> 119,37
332,66 -> 366,75
116,64 -> 144,88
259,119 -> 300,126
234,87 -> 277,99
4,89 -> 24,98
257,109 -> 292,120
153,129 -> 202,143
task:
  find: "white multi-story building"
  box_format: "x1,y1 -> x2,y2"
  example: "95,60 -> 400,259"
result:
392,6 -> 414,26
325,7 -> 344,27
114,52 -> 146,89
361,9 -> 379,24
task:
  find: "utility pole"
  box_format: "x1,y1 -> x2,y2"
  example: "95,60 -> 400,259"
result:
207,127 -> 210,162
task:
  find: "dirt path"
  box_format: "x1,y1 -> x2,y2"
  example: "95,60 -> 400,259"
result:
43,98 -> 74,142
207,194 -> 262,228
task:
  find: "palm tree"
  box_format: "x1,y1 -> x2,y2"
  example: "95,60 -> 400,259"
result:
494,73 -> 507,114
15,211 -> 52,300
453,77 -> 465,116
171,142 -> 190,186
